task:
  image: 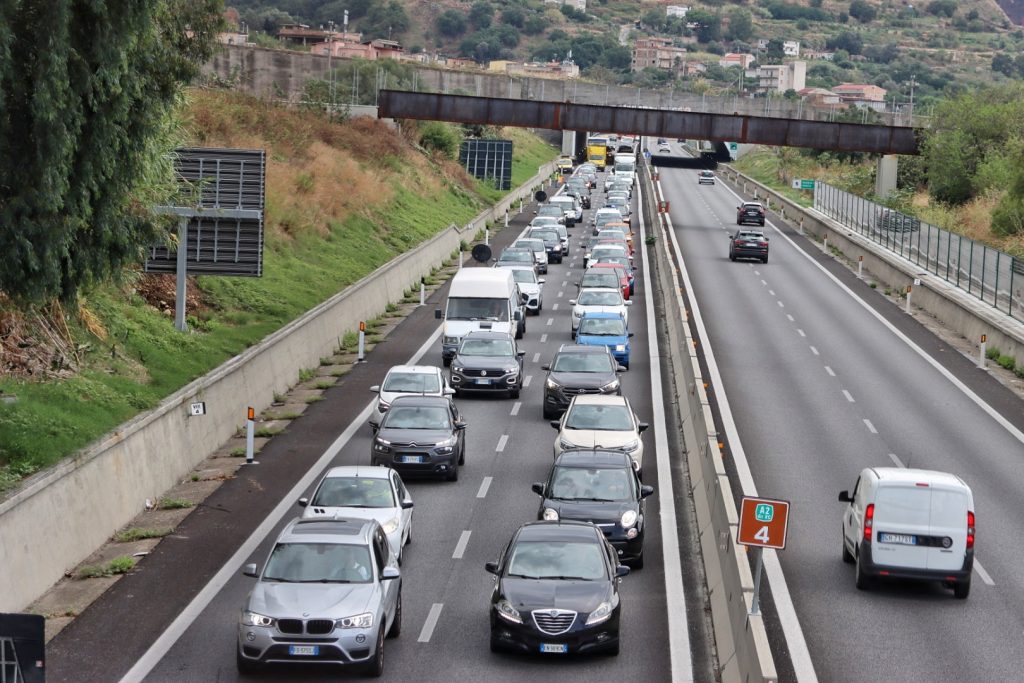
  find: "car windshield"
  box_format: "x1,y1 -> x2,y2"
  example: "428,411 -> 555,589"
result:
446,297 -> 509,321
552,353 -> 614,373
506,541 -> 606,580
460,339 -> 514,357
591,248 -> 625,260
511,269 -> 537,284
578,291 -> 621,306
565,404 -> 634,431
382,372 -> 440,394
597,231 -> 626,240
578,318 -> 626,337
383,405 -> 451,430
263,543 -> 373,584
500,249 -> 534,262
607,198 -> 626,207
515,240 -> 543,252
531,218 -> 558,227
537,206 -> 562,217
549,466 -> 633,501
596,216 -> 620,228
582,274 -> 618,288
529,230 -> 558,242
311,476 -> 396,508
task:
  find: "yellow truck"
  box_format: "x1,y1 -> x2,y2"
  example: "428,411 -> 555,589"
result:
586,137 -> 608,169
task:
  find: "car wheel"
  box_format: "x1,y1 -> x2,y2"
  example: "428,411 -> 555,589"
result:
387,591 -> 402,638
447,462 -> 459,482
452,387 -> 461,398
458,443 -> 465,466
841,532 -> 854,564
854,551 -> 871,591
510,388 -> 521,399
762,255 -> 768,264
729,252 -> 736,262
543,405 -> 556,420
515,324 -> 524,340
365,627 -> 385,677
604,636 -> 620,657
236,649 -> 260,675
443,357 -> 452,368
953,578 -> 971,599
628,552 -> 644,570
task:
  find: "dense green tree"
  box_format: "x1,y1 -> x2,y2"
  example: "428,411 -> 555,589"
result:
436,9 -> 467,37
991,53 -> 1016,77
725,7 -> 753,42
500,7 -> 525,28
0,0 -> 223,304
469,1 -> 493,29
848,0 -> 877,23
600,46 -> 633,71
687,9 -> 721,43
925,0 -> 956,15
523,16 -> 546,35
360,1 -> 409,39
765,39 -> 785,62
826,30 -> 863,54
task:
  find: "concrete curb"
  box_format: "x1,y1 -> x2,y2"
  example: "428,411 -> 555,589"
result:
0,159 -> 558,612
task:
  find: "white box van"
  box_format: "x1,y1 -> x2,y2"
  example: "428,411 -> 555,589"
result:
838,467 -> 975,598
436,268 -> 526,365
548,195 -> 581,226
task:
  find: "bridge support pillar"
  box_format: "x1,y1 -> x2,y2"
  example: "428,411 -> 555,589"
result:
561,130 -> 576,157
875,155 -> 898,197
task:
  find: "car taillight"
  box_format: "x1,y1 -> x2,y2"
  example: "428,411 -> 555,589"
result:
759,241 -> 768,247
863,504 -> 874,542
966,511 -> 975,549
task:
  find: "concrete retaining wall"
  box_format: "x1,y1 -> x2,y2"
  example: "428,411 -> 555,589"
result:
0,160 -> 557,612
718,166 -> 1024,363
639,165 -> 777,682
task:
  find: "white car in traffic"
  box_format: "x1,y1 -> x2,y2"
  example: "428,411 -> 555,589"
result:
551,395 -> 648,473
569,287 -> 631,333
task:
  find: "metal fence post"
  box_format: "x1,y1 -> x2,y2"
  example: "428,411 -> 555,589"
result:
967,241 -> 974,294
994,252 -> 1000,308
981,246 -> 988,303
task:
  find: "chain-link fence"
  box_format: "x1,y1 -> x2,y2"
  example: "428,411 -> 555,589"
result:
814,182 -> 1024,322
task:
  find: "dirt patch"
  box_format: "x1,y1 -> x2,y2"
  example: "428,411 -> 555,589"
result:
134,274 -> 208,317
0,301 -> 80,380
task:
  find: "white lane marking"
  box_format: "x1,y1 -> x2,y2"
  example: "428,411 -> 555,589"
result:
120,324 -> 446,683
825,366 -> 836,377
476,476 -> 493,498
769,289 -> 776,296
888,453 -> 904,468
510,402 -> 521,416
452,531 -> 472,560
639,177 -> 694,682
532,352 -> 541,363
546,317 -> 554,326
864,419 -> 878,434
974,560 -> 995,586
496,434 -> 509,452
761,280 -> 768,286
786,314 -> 795,322
663,177 -> 817,682
842,390 -> 856,403
810,345 -> 820,355
418,603 -> 444,643
777,300 -> 785,308
552,303 -> 559,311
561,280 -> 567,287
754,270 -> 761,275
540,334 -> 548,343
524,375 -> 533,387
720,182 -> 1024,447
797,329 -> 806,337
557,291 -> 564,297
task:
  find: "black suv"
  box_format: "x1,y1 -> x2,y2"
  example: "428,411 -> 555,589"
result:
532,450 -> 654,568
450,331 -> 525,398
542,344 -> 624,419
527,228 -> 564,264
736,201 -> 766,226
729,228 -> 769,263
371,395 -> 466,481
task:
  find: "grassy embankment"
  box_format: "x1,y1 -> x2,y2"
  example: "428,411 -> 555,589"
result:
0,89 -> 557,491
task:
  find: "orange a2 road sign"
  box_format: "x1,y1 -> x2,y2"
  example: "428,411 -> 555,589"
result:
737,497 -> 790,550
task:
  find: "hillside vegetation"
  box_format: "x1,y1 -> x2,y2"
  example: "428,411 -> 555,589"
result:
0,88 -> 557,492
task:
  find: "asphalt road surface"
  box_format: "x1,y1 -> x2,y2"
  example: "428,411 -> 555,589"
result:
654,143 -> 1024,683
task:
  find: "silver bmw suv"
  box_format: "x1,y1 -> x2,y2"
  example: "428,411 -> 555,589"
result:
236,517 -> 401,677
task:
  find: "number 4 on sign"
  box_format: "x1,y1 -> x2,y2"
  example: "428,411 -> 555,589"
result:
753,526 -> 771,544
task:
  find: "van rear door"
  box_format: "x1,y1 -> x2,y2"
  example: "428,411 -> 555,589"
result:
872,486 -> 930,569
926,487 -> 969,571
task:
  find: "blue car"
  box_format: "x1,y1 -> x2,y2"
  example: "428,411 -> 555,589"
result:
575,312 -> 632,368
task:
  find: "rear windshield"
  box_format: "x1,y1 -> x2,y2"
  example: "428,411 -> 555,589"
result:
383,372 -> 440,393
738,232 -> 765,240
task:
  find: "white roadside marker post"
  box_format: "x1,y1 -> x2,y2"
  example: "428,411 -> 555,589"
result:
244,407 -> 258,465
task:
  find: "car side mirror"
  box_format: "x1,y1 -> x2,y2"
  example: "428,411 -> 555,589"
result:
454,420 -> 467,430
381,567 -> 400,581
617,365 -> 627,372
838,490 -> 853,503
638,423 -> 649,432
243,563 -> 258,578
369,385 -> 380,393
435,309 -> 443,320
370,423 -> 379,434
640,485 -> 655,498
517,350 -> 526,357
628,332 -> 635,338
297,497 -> 309,508
624,301 -> 633,306
736,206 -> 741,210
521,294 -> 529,304
531,482 -> 545,496
614,565 -> 630,578
444,387 -> 456,396
538,278 -> 546,284
401,498 -> 414,509
485,561 -> 500,575
541,364 -> 551,371
550,420 -> 561,429
569,299 -> 577,305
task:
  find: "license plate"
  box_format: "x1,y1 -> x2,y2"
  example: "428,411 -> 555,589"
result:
288,645 -> 319,656
476,378 -> 492,385
879,533 -> 917,545
540,643 -> 568,654
398,455 -> 424,464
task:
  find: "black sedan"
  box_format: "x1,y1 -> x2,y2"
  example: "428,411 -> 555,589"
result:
371,395 -> 466,481
542,345 -> 624,419
486,521 -> 629,656
728,228 -> 769,263
532,450 -> 653,568
450,331 -> 525,398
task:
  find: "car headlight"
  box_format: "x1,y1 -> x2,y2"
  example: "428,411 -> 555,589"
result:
620,510 -> 638,528
545,378 -> 561,390
337,612 -> 373,629
373,438 -> 391,453
600,379 -> 620,392
241,611 -> 275,627
543,507 -> 559,521
554,245 -> 563,252
585,601 -> 613,626
495,599 -> 522,624
620,439 -> 639,453
443,336 -> 460,345
435,437 -> 456,455
614,344 -> 626,352
381,517 -> 400,535
558,437 -> 577,450
452,365 -> 464,374
377,401 -> 390,413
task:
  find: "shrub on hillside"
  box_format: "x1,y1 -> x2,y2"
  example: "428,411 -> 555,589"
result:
419,122 -> 461,159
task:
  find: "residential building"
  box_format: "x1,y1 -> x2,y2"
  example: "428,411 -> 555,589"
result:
783,40 -> 800,57
803,50 -> 835,61
631,37 -> 688,73
310,37 -> 403,61
756,38 -> 769,50
797,87 -> 843,107
544,0 -> 587,12
719,52 -> 756,69
666,5 -> 690,17
277,24 -> 330,46
680,61 -> 707,77
831,83 -> 888,111
757,61 -> 806,93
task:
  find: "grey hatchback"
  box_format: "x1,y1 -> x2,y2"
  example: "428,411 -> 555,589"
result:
237,517 -> 401,677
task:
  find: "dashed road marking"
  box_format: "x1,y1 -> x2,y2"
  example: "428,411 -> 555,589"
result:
532,352 -> 540,363
810,346 -> 820,356
476,477 -> 493,498
842,390 -> 855,403
496,434 -> 509,452
797,329 -> 806,337
863,419 -> 878,434
561,281 -> 567,288
546,318 -> 554,326
825,366 -> 836,377
557,291 -> 564,298
524,375 -> 533,388
510,402 -> 521,416
786,314 -> 795,322
418,603 -> 444,643
540,334 -> 548,343
552,304 -> 559,311
452,531 -> 472,559
888,453 -> 904,468
975,561 -> 995,586
777,301 -> 785,308
761,280 -> 768,286
769,290 -> 776,296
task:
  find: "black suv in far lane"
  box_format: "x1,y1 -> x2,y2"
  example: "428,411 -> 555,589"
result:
542,345 -> 624,419
736,201 -> 766,226
532,450 -> 653,568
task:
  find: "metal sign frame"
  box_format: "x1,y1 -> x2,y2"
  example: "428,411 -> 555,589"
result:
459,139 -> 513,191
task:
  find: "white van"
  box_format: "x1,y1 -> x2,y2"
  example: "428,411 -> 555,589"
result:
605,155 -> 636,191
548,195 -> 581,226
838,467 -> 975,598
436,268 -> 526,365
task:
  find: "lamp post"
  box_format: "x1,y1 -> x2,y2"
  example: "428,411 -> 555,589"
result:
327,20 -> 335,110
908,75 -> 916,124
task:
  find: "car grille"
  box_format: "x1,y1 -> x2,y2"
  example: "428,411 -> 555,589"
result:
277,619 -> 303,634
307,619 -> 335,635
276,618 -> 335,635
563,387 -> 600,396
532,609 -> 576,635
460,368 -> 508,378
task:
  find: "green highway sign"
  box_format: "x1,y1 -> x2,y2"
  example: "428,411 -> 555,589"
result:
791,179 -> 816,190
755,504 -> 774,522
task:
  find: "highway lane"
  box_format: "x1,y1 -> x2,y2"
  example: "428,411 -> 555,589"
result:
654,145 -> 1024,682
132,182 -> 680,681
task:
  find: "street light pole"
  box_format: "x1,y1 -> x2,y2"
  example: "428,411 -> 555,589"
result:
327,20 -> 335,110
908,76 -> 916,123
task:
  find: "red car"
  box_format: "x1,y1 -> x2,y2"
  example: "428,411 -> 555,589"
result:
588,262 -> 631,300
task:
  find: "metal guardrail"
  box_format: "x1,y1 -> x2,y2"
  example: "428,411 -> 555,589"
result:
814,182 -> 1024,322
